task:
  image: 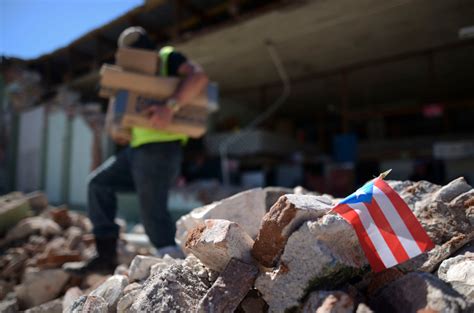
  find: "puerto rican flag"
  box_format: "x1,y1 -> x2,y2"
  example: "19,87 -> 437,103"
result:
333,177 -> 434,272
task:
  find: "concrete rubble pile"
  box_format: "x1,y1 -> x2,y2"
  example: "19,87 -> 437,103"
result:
1,179 -> 473,312
0,192 -> 153,313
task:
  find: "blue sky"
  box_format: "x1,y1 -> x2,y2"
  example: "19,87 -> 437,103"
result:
0,0 -> 143,60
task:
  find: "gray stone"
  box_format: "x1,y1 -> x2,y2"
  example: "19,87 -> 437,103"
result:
129,256 -> 217,312
25,191 -> 49,213
197,258 -> 258,313
185,219 -> 254,272
175,188 -> 266,251
82,296 -> 108,313
0,194 -> 32,235
3,217 -> 61,244
128,255 -> 161,282
0,292 -> 18,313
149,255 -> 182,276
438,252 -> 474,299
117,289 -> 140,313
433,177 -> 472,203
89,275 -> 128,313
62,287 -> 83,313
252,194 -> 332,268
25,299 -> 62,313
67,296 -> 108,313
255,214 -> 367,313
370,272 -> 472,313
15,268 -> 69,309
301,291 -> 353,313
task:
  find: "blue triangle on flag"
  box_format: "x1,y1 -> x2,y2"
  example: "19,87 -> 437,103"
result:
339,181 -> 374,204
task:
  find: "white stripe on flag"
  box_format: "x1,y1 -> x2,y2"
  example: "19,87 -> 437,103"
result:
372,186 -> 423,258
347,202 -> 398,268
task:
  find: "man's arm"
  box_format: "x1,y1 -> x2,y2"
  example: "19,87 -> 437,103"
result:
171,61 -> 209,107
149,60 -> 209,128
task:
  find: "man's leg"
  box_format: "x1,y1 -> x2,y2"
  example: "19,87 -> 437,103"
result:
131,141 -> 182,248
88,148 -> 135,238
67,148 -> 135,274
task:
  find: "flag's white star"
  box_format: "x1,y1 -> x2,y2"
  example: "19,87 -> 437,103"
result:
354,188 -> 366,198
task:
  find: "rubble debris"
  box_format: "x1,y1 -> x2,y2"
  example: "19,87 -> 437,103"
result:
0,292 -> 18,313
89,275 -> 128,313
2,216 -> 61,245
128,256 -> 217,312
369,272 -> 472,313
128,255 -> 161,282
25,191 -> 48,213
185,219 -> 254,272
0,193 -> 32,234
14,268 -> 69,309
301,290 -> 354,313
197,258 -> 258,313
24,298 -> 62,313
175,188 -> 266,251
63,287 -> 84,312
116,282 -> 142,313
438,252 -> 474,299
67,295 -> 109,313
255,214 -> 367,312
1,177 -> 473,312
252,194 -> 332,267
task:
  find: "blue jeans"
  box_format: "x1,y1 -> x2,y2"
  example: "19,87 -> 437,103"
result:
87,141 -> 182,248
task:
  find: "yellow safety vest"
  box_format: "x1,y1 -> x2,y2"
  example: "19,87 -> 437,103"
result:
130,46 -> 188,148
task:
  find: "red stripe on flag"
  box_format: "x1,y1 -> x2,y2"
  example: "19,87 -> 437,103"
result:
374,179 -> 435,252
333,204 -> 386,272
366,198 -> 410,263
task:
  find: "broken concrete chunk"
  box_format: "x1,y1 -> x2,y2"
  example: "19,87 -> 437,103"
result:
82,296 -> 109,313
3,217 -> 61,244
117,289 -> 140,313
129,256 -> 216,312
252,194 -> 332,268
185,219 -> 254,272
0,292 -> 19,313
128,255 -> 162,282
433,177 -> 472,203
370,272 -> 472,313
197,258 -> 258,313
89,275 -> 128,313
301,291 -> 353,313
67,295 -> 108,313
438,252 -> 474,299
150,255 -> 182,276
25,191 -> 48,213
176,188 -> 266,251
255,214 -> 367,313
15,268 -> 69,309
63,287 -> 84,313
24,298 -> 62,313
0,195 -> 32,235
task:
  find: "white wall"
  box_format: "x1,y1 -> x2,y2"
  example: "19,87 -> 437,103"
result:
16,106 -> 44,192
68,116 -> 93,208
45,111 -> 68,204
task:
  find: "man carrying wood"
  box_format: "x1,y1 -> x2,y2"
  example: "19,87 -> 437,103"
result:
68,26 -> 209,274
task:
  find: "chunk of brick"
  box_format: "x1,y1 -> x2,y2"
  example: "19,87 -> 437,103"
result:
197,258 -> 258,313
185,219 -> 254,272
252,194 -> 332,267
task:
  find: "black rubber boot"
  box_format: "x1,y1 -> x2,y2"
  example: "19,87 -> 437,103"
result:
64,237 -> 118,276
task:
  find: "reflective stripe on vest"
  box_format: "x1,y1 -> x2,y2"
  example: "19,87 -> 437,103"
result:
130,46 -> 188,148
